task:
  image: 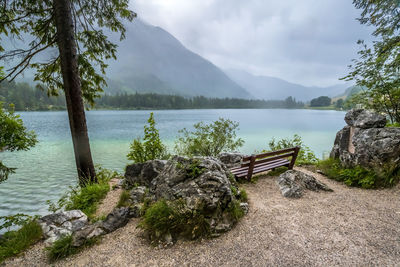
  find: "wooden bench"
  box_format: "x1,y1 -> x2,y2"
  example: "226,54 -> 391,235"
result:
230,147 -> 300,181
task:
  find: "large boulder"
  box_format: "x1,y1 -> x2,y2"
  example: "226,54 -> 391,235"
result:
277,170 -> 332,198
218,152 -> 245,168
38,210 -> 88,246
331,109 -> 400,172
124,160 -> 167,187
344,109 -> 386,129
124,156 -> 247,238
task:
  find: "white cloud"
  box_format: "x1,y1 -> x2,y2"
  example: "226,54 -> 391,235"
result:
132,0 -> 373,86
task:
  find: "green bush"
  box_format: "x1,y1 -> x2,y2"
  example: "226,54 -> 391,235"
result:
318,158 -> 399,189
175,118 -> 244,157
139,199 -> 209,242
127,113 -> 169,163
227,200 -> 244,221
47,167 -> 115,219
267,134 -> 318,165
46,234 -> 99,262
0,220 -> 42,263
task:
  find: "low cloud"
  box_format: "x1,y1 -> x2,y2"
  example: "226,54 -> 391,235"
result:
132,0 -> 373,86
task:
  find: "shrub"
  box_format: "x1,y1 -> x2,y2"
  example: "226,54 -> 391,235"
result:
267,134 -> 318,165
139,199 -> 209,242
227,200 -> 244,221
0,220 -> 42,263
46,234 -> 99,262
47,167 -> 115,219
239,188 -> 248,202
127,113 -> 169,163
318,158 -> 399,189
175,118 -> 244,157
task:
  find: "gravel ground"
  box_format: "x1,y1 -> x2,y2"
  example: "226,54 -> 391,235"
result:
95,178 -> 122,218
4,168 -> 400,267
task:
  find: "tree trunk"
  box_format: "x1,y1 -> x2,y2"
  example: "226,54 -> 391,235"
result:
53,0 -> 97,185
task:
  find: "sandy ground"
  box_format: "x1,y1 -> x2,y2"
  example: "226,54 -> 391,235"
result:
95,178 -> 122,218
4,168 -> 400,267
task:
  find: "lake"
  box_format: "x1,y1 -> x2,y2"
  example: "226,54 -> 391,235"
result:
0,109 -> 346,219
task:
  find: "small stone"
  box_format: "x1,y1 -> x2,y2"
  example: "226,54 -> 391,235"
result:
130,186 -> 147,204
277,170 -> 332,198
240,202 -> 249,214
101,207 -> 130,233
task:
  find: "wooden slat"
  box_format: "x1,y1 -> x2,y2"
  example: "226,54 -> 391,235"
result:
242,147 -> 298,161
232,159 -> 289,176
235,160 -> 289,178
240,152 -> 294,168
231,158 -> 288,175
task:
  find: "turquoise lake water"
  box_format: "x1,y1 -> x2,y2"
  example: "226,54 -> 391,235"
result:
0,109 -> 346,219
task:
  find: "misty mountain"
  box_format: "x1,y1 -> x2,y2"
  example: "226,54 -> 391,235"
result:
225,69 -> 351,101
105,20 -> 251,98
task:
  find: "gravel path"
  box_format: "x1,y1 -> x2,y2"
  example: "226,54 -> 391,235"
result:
5,168 -> 400,266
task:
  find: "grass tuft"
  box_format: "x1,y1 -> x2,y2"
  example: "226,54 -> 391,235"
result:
0,221 -> 42,263
46,234 -> 99,262
116,190 -> 131,208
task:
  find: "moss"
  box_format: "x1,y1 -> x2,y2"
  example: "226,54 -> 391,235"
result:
116,190 -> 130,208
318,158 -> 399,189
46,234 -> 99,262
0,220 -> 43,263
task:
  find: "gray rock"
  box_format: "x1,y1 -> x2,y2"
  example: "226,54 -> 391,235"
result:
277,170 -> 332,198
344,109 -> 386,129
218,152 -> 245,168
128,203 -> 143,218
125,160 -> 167,187
331,109 -> 400,172
72,223 -> 104,247
240,202 -> 249,215
38,210 -> 88,246
130,186 -> 147,204
100,207 -> 130,233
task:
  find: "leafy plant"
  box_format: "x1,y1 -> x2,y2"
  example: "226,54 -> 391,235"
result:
127,113 -> 169,163
0,220 -> 42,263
0,103 -> 37,183
318,158 -> 399,189
227,200 -> 244,221
175,118 -> 244,157
267,134 -> 318,165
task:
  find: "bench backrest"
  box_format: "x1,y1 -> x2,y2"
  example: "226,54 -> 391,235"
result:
241,147 -> 300,179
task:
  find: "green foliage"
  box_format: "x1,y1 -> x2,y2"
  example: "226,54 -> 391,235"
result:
139,199 -> 210,242
0,214 -> 37,231
267,134 -> 318,165
116,190 -> 131,208
238,188 -> 248,202
175,118 -> 244,157
318,158 -> 399,189
310,96 -> 332,107
127,113 -> 169,163
0,102 -> 37,183
227,200 -> 244,221
386,122 -> 400,127
342,0 -> 400,124
0,220 -> 42,263
335,99 -> 344,109
46,234 -> 99,262
0,0 -> 135,106
47,167 -> 115,218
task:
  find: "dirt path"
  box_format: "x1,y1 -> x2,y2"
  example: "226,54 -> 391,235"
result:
5,169 -> 400,266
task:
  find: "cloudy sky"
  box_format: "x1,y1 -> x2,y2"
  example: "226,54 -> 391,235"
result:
132,0 -> 373,87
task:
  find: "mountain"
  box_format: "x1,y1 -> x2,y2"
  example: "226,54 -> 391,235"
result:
104,20 -> 251,98
225,69 -> 351,101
